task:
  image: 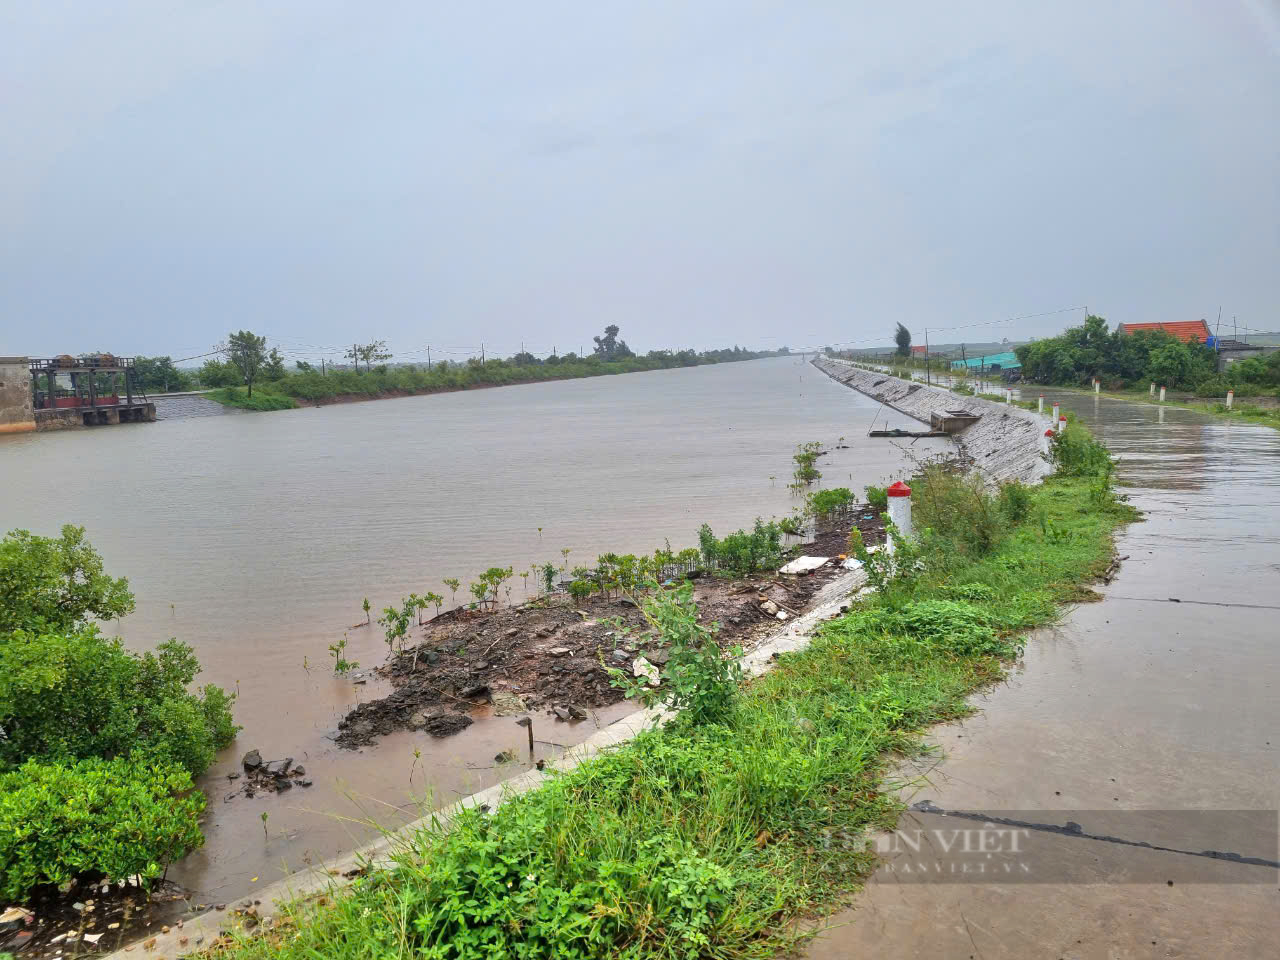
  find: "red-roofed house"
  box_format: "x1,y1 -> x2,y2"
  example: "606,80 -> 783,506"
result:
910,344 -> 927,355
1118,320 -> 1212,343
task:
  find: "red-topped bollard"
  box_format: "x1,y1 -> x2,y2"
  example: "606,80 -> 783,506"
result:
1058,414 -> 1067,433
1038,394 -> 1044,413
886,481 -> 912,552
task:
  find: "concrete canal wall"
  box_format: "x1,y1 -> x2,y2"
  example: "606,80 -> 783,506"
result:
0,357 -> 35,434
812,357 -> 1053,484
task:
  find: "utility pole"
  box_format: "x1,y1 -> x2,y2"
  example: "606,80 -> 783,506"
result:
321,358 -> 326,375
924,328 -> 931,385
353,343 -> 359,374
427,345 -> 431,367
480,343 -> 485,365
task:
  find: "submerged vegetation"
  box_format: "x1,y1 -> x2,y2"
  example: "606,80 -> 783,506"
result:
209,422 -> 1134,960
0,526 -> 237,901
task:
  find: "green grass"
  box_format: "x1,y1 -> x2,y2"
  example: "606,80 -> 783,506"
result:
209,440 -> 1134,960
1039,382 -> 1280,431
208,387 -> 299,411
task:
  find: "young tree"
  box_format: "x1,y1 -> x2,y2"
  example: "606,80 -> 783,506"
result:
894,323 -> 912,358
263,347 -> 286,381
592,325 -> 633,361
346,340 -> 392,373
223,330 -> 268,397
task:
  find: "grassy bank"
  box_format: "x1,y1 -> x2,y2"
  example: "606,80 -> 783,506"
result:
207,388 -> 299,411
207,351 -> 789,412
208,426 -> 1134,960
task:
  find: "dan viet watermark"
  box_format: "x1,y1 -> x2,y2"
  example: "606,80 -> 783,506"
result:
821,804 -> 1279,884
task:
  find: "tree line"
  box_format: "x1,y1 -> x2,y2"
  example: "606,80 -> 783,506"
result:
1016,315 -> 1279,395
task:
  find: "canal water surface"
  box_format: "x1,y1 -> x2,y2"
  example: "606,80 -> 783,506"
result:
0,356 -> 948,903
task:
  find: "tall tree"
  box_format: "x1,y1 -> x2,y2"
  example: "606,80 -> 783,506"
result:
894,323 -> 912,358
223,330 -> 267,397
592,325 -> 633,360
345,340 -> 392,373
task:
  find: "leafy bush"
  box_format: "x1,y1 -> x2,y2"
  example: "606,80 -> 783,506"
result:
807,487 -> 853,520
609,583 -> 742,727
998,481 -> 1033,524
0,757 -> 205,900
0,629 -> 239,776
1048,421 -> 1116,478
0,525 -> 133,634
695,521 -> 784,576
910,465 -> 1002,556
865,485 -> 889,512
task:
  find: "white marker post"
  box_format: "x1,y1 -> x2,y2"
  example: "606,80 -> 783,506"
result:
885,481 -> 912,556
1058,414 -> 1067,433
1226,389 -> 1234,410
1005,388 -> 1012,403
1150,382 -> 1156,396
1042,427 -> 1054,457
1094,379 -> 1100,394
1159,385 -> 1167,403
1051,400 -> 1060,425
1038,394 -> 1044,414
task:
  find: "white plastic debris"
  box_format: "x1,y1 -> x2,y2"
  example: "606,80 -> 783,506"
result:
779,555 -> 830,575
632,657 -> 660,686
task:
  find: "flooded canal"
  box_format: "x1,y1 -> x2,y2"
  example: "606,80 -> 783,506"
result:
0,357 -> 949,904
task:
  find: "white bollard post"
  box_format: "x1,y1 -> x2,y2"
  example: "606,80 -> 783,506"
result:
1042,427 -> 1054,457
1094,379 -> 1100,394
1226,389 -> 1234,410
1057,414 -> 1067,433
1150,382 -> 1156,396
1051,401 -> 1060,425
1005,388 -> 1012,403
1159,385 -> 1166,403
1038,394 -> 1044,414
885,481 -> 912,556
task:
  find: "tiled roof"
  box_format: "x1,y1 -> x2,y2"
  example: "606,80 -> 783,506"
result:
1118,321 -> 1212,343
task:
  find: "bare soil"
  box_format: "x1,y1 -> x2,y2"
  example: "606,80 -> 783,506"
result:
336,511 -> 885,748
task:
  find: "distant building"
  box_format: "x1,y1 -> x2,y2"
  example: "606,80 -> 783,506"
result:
1118,320 -> 1212,343
950,351 -> 1021,372
910,345 -> 927,356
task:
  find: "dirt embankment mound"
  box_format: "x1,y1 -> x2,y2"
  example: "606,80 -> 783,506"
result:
336,519 -> 883,748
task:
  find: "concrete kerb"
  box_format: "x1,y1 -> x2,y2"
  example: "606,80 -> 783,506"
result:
107,569 -> 868,960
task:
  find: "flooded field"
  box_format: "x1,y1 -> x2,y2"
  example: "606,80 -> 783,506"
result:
0,357 -> 948,904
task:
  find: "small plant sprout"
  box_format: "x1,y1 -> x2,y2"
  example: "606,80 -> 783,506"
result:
560,548 -> 571,571
302,655 -> 309,672
537,527 -> 543,540
260,810 -> 269,842
410,747 -> 422,785
443,578 -> 460,608
424,591 -> 444,620
520,570 -> 530,595
362,597 -> 371,624
328,634 -> 357,674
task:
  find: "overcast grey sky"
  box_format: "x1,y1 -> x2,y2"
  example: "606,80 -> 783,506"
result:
2,1 -> 1277,363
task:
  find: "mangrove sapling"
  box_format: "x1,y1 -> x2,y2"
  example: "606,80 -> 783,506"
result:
424,591 -> 444,620
378,601 -> 414,655
362,597 -> 371,624
540,562 -> 556,595
560,547 -> 571,571
328,635 -> 357,674
260,811 -> 269,843
442,578 -> 460,609
791,441 -> 823,487
520,570 -> 530,595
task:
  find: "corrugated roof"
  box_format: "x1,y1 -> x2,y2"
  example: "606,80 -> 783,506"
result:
1118,320 -> 1211,343
950,351 -> 1021,369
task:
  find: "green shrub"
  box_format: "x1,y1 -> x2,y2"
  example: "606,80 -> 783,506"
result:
910,466 -> 1002,556
0,628 -> 238,776
0,757 -> 205,900
865,485 -> 888,512
0,525 -> 133,634
695,521 -> 784,576
207,387 -> 298,411
609,583 -> 742,727
998,481 -> 1033,524
1048,421 -> 1116,478
848,599 -> 1018,658
807,487 -> 853,520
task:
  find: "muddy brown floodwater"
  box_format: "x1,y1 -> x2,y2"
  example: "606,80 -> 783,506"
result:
0,357 -> 949,916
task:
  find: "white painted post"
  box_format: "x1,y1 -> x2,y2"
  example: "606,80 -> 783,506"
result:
1159,385 -> 1166,403
1057,414 -> 1067,433
886,481 -> 912,555
1038,394 -> 1044,413
1051,400 -> 1060,425
1042,427 -> 1054,457
1226,389 -> 1234,410
1005,387 -> 1012,403
1094,379 -> 1100,394
1149,382 -> 1156,396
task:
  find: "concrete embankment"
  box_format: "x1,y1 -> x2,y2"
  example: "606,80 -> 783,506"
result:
811,357 -> 1051,484
151,392 -> 238,419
